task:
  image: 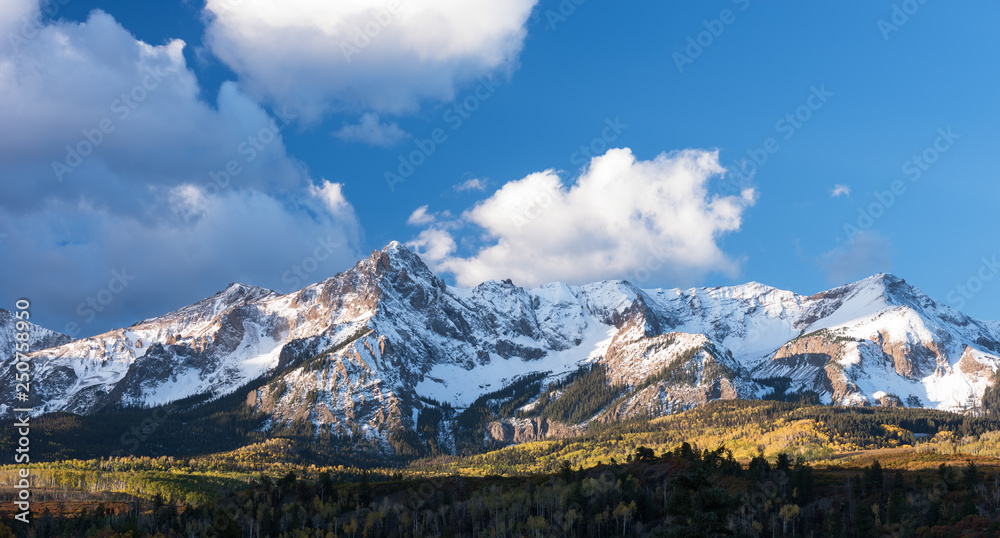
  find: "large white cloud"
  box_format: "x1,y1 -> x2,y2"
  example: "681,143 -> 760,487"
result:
0,10 -> 314,214
0,5 -> 362,335
408,148 -> 757,288
1,186 -> 359,335
203,0 -> 538,120
0,0 -> 38,45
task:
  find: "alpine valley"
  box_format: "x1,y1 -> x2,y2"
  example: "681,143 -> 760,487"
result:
4,242 -> 999,459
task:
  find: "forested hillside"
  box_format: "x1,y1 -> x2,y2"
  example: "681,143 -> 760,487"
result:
4,444 -> 1000,536
5,399 -> 1000,535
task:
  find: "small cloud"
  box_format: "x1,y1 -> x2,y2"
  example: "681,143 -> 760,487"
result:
454,178 -> 487,192
406,205 -> 435,226
309,180 -> 351,214
332,113 -> 409,147
406,228 -> 456,262
830,184 -> 851,198
817,231 -> 894,284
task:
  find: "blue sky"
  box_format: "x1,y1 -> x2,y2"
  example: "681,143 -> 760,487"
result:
1,0 -> 998,337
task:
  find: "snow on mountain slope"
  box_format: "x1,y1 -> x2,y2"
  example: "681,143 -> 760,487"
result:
0,309 -> 74,416
0,308 -> 73,360
4,244 -> 998,451
415,318 -> 615,407
641,282 -> 805,363
232,257 -> 1000,444
753,274 -> 1000,410
9,283 -> 292,414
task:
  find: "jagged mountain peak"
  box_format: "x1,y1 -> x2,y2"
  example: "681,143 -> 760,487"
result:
800,273 -> 908,323
374,240 -> 422,267
725,280 -> 788,296
5,239 -> 998,446
219,282 -> 277,301
670,281 -> 796,305
134,282 -> 277,327
363,241 -> 442,289
862,271 -> 902,283
580,279 -> 641,304
0,309 -> 74,358
471,278 -> 529,299
382,239 -> 408,254
821,272 -> 941,319
823,272 -> 910,298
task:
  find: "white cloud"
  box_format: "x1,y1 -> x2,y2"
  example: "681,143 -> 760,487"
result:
0,4 -> 363,334
0,11 -> 311,214
817,231 -> 894,284
454,178 -> 487,192
332,113 -> 408,146
1,188 -> 360,335
309,180 -> 355,216
203,0 -> 538,120
406,205 -> 435,226
407,228 -> 457,262
0,0 -> 38,46
409,148 -> 756,288
831,184 -> 851,198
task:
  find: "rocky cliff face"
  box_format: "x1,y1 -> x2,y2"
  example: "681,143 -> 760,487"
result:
3,244 -> 998,454
486,417 -> 579,444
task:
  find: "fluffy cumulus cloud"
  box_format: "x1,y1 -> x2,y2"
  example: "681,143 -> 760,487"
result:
203,0 -> 538,120
408,228 -> 457,262
3,188 -> 360,335
332,113 -> 409,147
408,148 -> 756,288
0,5 -> 362,336
817,231 -> 894,285
0,0 -> 38,43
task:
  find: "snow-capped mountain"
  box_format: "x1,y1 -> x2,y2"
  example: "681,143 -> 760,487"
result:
0,308 -> 73,359
0,308 -> 74,416
3,243 -> 998,451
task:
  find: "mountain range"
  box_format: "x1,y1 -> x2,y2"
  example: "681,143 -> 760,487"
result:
3,242 -> 998,453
